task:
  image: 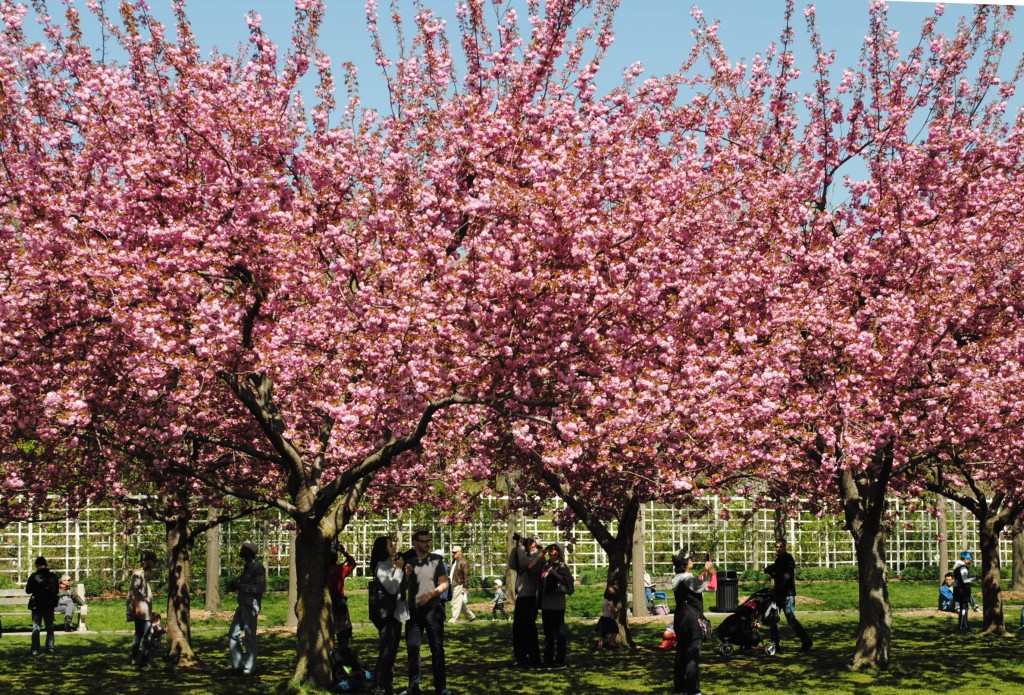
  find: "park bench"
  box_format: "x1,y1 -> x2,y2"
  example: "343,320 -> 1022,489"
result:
0,583 -> 88,635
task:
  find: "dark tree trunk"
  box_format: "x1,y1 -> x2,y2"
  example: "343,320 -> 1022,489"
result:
165,512 -> 199,667
1012,522 -> 1024,593
837,445 -> 894,670
850,515 -> 891,669
978,516 -> 1006,634
291,522 -> 334,686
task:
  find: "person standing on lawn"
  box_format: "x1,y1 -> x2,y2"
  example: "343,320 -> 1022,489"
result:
765,538 -> 812,652
952,551 -> 977,634
26,556 -> 60,656
447,545 -> 476,623
228,541 -> 266,676
126,550 -> 158,666
508,533 -> 543,669
670,549 -> 714,695
401,529 -> 451,695
538,542 -> 574,670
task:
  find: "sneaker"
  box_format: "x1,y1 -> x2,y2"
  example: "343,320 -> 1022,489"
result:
46,648 -> 56,656
549,662 -> 567,671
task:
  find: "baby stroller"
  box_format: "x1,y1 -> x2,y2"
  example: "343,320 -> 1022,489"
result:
649,591 -> 671,616
717,588 -> 780,657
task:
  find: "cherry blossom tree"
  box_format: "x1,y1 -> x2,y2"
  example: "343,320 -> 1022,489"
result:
681,1 -> 1024,668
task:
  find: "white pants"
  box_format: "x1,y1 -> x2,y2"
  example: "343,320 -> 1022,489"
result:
448,584 -> 475,622
229,597 -> 261,674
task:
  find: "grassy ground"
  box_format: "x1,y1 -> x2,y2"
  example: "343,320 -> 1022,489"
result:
1,582 -> 1021,694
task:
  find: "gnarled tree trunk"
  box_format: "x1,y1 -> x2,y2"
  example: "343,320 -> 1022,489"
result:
165,511 -> 199,667
837,445 -> 893,670
291,522 -> 334,685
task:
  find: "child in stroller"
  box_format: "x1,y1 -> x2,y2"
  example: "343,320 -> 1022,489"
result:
717,588 -> 780,657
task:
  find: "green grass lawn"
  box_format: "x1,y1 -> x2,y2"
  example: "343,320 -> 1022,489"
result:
1,583 -> 1021,694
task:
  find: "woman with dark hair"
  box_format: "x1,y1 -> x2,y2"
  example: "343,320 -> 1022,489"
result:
670,549 -> 714,695
368,535 -> 408,695
538,542 -> 574,670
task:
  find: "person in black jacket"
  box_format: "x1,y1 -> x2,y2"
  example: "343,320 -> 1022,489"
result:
764,539 -> 812,651
670,549 -> 714,695
26,556 -> 60,656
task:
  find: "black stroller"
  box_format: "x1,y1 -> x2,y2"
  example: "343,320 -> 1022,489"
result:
717,588 -> 780,657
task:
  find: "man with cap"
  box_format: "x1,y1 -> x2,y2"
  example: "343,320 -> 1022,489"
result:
447,545 -> 476,624
229,541 -> 266,676
55,574 -> 85,632
26,556 -> 60,656
127,550 -> 158,666
952,550 -> 976,634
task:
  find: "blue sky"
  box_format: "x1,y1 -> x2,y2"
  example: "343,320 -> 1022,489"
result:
88,1 -> 1024,113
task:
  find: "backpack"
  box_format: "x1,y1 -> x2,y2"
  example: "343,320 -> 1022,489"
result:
330,646 -> 372,692
31,570 -> 60,611
367,578 -> 397,624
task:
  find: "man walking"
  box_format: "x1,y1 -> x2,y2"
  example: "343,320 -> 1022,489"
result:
401,529 -> 450,695
26,556 -> 60,656
229,541 -> 266,676
447,546 -> 476,623
765,538 -> 812,652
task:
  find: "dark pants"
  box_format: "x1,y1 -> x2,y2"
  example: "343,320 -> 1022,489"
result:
405,604 -> 445,695
769,595 -> 811,648
130,618 -> 152,665
673,607 -> 702,695
31,608 -> 55,653
372,617 -> 402,695
512,595 -> 540,666
955,589 -> 971,632
541,608 -> 567,666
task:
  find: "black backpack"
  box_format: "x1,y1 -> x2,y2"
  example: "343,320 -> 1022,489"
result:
32,570 -> 60,610
367,578 -> 397,624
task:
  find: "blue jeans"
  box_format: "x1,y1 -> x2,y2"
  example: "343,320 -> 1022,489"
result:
229,597 -> 261,673
31,608 -> 55,653
131,618 -> 152,664
769,595 -> 811,647
405,603 -> 446,694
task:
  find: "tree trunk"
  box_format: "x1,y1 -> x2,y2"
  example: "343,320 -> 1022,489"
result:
850,519 -> 891,669
631,507 -> 649,618
286,529 -> 298,629
936,493 -> 948,581
291,522 -> 334,686
165,513 -> 199,667
978,516 -> 1006,634
603,533 -> 634,647
1012,522 -> 1024,593
837,449 -> 893,671
205,507 -> 222,613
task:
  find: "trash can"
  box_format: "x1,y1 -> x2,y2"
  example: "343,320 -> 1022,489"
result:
715,570 -> 739,612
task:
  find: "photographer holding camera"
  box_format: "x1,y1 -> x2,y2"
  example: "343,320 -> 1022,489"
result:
538,542 -> 574,670
508,533 -> 543,669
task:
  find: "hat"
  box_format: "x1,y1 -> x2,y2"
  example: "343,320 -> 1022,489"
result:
493,579 -> 502,587
140,550 -> 158,563
241,541 -> 259,555
60,574 -> 71,584
672,549 -> 694,572
452,545 -> 462,554
960,551 -> 973,561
